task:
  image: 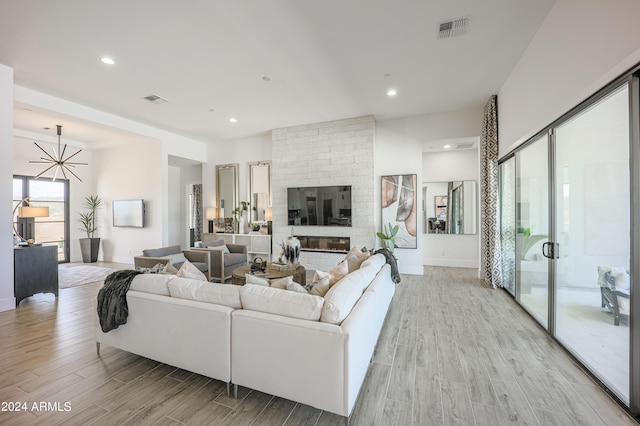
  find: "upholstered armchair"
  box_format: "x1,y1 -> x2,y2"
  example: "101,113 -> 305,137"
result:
133,245 -> 211,279
598,266 -> 630,326
193,239 -> 248,283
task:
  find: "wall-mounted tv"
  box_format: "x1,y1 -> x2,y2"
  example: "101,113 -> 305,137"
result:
287,185 -> 351,227
113,199 -> 145,228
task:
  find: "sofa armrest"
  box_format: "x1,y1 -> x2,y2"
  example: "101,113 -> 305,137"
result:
190,248 -> 223,282
227,244 -> 247,254
134,256 -> 169,269
183,250 -> 212,270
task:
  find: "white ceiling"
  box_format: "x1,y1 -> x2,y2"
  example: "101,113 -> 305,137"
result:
0,0 -> 556,147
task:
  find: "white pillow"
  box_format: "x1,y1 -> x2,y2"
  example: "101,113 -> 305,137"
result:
286,281 -> 308,293
306,275 -> 331,297
245,273 -> 269,286
345,252 -> 366,272
270,275 -> 292,289
176,260 -> 208,282
611,267 -> 630,290
129,273 -> 173,296
321,271 -> 365,324
240,284 -> 324,321
168,279 -> 241,309
163,262 -> 179,274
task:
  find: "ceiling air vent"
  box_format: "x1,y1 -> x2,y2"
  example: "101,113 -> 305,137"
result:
438,17 -> 469,40
456,142 -> 475,150
143,94 -> 168,105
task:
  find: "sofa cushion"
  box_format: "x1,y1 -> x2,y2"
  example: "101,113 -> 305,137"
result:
142,245 -> 182,258
240,284 -> 324,321
314,260 -> 349,287
161,252 -> 188,266
224,253 -> 247,267
168,278 -> 242,309
130,273 -> 173,296
360,253 -> 385,271
321,270 -> 366,325
176,260 -> 208,282
199,240 -> 231,254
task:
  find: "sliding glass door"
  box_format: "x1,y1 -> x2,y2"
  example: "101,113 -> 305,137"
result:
515,136 -> 549,328
500,81 -> 633,406
554,85 -> 630,402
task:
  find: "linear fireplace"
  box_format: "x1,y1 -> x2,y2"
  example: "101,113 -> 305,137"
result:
296,235 -> 350,254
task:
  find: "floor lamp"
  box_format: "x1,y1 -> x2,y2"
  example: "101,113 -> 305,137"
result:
13,198 -> 50,245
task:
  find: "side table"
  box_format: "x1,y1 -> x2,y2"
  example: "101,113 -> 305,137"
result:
14,244 -> 58,306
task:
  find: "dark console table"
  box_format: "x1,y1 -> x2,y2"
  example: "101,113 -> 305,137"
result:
14,244 -> 58,306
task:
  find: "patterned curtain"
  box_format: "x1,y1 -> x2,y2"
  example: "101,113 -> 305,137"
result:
192,184 -> 203,243
480,95 -> 501,288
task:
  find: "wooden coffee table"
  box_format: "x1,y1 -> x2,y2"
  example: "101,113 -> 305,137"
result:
231,264 -> 306,285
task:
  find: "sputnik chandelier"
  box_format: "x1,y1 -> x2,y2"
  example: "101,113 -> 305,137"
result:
30,124 -> 87,182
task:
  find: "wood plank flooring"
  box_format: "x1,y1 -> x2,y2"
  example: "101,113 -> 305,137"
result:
0,265 -> 637,425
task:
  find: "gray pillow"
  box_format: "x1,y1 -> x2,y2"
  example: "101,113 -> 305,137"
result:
199,240 -> 225,248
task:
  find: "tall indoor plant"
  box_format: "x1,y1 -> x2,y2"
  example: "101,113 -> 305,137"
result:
78,195 -> 103,263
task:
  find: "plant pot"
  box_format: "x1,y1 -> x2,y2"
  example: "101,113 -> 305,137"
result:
80,237 -> 100,263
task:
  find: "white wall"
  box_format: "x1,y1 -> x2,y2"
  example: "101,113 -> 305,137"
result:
204,133 -> 272,214
94,140 -> 164,263
0,64 -> 14,312
499,0 -> 640,156
377,108 -> 483,273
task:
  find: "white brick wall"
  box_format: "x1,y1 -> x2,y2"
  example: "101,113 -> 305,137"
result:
272,116 -> 376,272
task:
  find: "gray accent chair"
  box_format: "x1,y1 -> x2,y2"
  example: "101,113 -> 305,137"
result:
193,239 -> 248,283
133,245 -> 211,279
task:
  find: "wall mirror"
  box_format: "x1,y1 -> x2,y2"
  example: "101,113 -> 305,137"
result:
217,163 -> 239,219
248,161 -> 271,222
423,180 -> 477,234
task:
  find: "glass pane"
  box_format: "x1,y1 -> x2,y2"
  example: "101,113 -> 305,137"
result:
500,158 -> 517,295
554,85 -> 630,403
516,135 -> 549,328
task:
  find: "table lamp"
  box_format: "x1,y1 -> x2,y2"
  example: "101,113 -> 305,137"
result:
14,198 -> 50,245
205,207 -> 216,233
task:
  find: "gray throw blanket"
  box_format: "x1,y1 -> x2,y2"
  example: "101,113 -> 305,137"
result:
374,248 -> 401,284
97,269 -> 141,333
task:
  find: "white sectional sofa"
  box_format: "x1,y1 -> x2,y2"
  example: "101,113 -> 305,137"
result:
94,254 -> 395,421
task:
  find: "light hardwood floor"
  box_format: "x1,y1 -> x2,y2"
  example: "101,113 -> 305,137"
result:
0,265 -> 637,425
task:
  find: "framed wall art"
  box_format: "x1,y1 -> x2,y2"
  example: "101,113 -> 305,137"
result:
381,174 -> 417,249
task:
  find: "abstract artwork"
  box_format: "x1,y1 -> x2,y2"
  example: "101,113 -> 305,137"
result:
381,174 -> 417,249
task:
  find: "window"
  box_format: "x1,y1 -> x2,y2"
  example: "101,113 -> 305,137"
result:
13,175 -> 69,262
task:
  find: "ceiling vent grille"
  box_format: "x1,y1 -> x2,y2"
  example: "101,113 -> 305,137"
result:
456,142 -> 475,150
438,17 -> 469,39
143,94 -> 168,105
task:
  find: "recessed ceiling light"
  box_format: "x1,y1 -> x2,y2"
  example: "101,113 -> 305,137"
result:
384,73 -> 392,78
387,89 -> 397,97
262,76 -> 272,82
100,57 -> 115,65
229,117 -> 237,123
443,144 -> 452,149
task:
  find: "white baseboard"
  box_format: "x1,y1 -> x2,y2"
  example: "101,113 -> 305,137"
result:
424,258 -> 479,269
0,297 -> 16,312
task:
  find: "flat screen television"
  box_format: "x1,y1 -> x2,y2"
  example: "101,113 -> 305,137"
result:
113,199 -> 145,228
287,185 -> 351,226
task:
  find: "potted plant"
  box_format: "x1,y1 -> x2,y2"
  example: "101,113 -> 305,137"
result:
377,222 -> 399,253
78,195 -> 103,263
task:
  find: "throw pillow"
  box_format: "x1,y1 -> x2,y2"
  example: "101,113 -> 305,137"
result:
176,260 -> 208,282
270,275 -> 293,289
328,260 -> 349,285
199,239 -> 224,248
286,281 -> 308,293
321,272 -> 366,324
136,262 -> 166,274
305,275 -> 331,297
348,245 -> 370,259
245,273 -> 270,286
345,252 -> 366,273
611,267 -> 630,290
163,262 -> 179,274
161,252 -> 187,266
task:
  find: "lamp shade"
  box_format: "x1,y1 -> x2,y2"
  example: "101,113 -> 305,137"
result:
265,207 -> 273,221
18,206 -> 49,218
205,207 -> 216,220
